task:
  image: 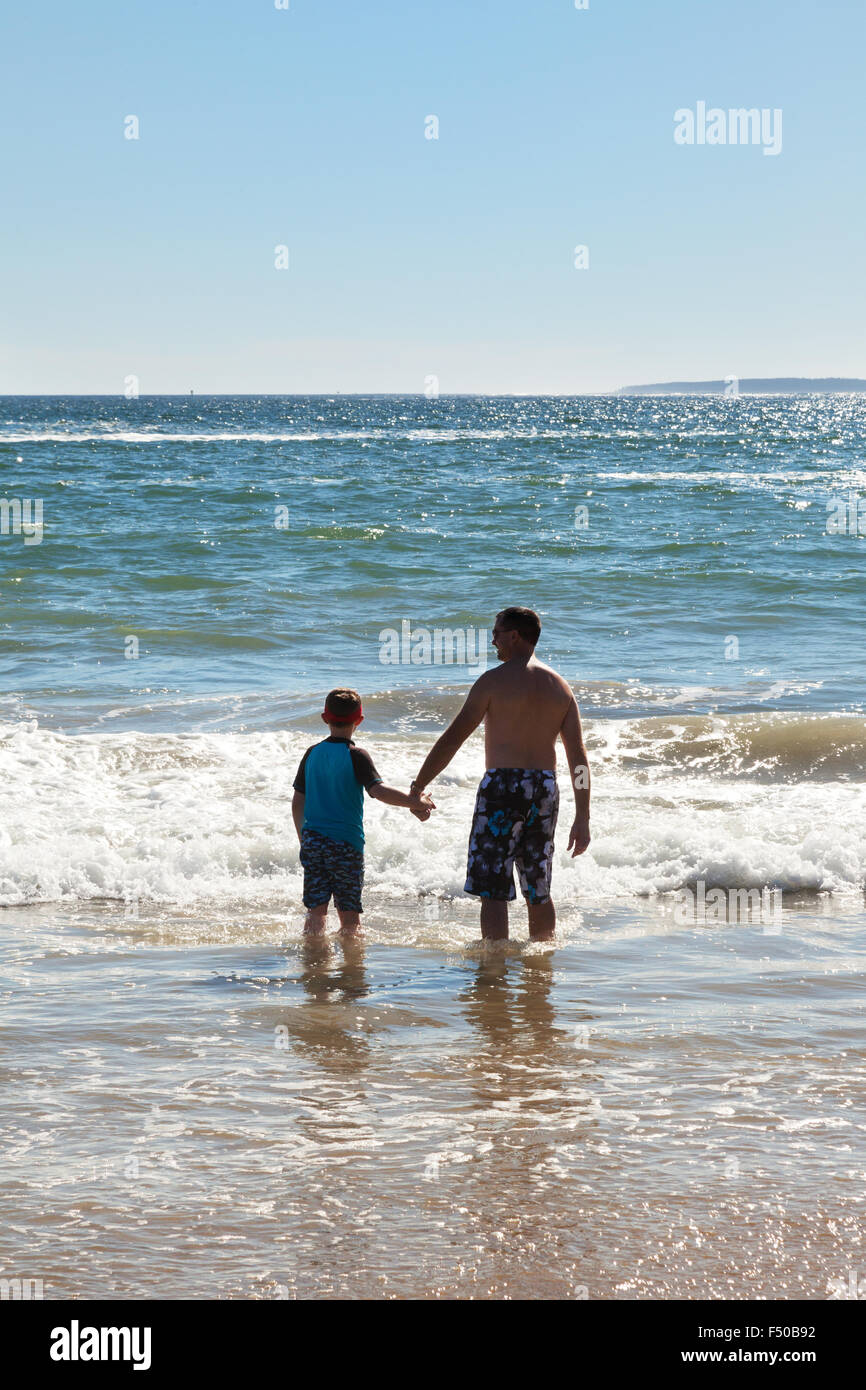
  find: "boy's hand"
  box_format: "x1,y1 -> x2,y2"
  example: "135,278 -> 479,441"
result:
409,788 -> 435,821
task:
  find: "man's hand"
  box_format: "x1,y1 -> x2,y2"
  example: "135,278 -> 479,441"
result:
567,816 -> 590,856
409,789 -> 436,822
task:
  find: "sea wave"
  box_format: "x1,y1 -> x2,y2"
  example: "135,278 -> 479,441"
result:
0,678 -> 838,737
2,428 -> 575,444
11,428 -> 859,452
0,715 -> 862,910
589,711 -> 866,782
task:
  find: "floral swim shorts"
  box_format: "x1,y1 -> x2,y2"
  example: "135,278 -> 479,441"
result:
464,768 -> 559,904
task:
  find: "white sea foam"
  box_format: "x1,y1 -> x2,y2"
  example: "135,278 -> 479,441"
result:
0,718 -> 862,911
1,428 -> 551,444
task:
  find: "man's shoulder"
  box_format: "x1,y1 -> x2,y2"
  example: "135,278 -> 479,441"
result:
533,658 -> 572,691
520,659 -> 575,708
472,666 -> 499,689
466,666 -> 503,704
489,658 -> 572,691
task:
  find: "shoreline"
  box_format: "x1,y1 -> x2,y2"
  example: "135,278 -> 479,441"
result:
1,895 -> 861,1300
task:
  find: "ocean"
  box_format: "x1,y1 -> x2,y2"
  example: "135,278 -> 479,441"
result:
1,393 -> 864,1299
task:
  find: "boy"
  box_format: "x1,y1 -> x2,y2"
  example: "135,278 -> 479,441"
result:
292,688 -> 435,936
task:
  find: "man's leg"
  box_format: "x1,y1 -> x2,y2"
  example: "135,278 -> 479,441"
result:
303,903 -> 328,935
466,772 -> 514,941
480,899 -> 509,940
527,899 -> 556,941
519,774 -> 560,943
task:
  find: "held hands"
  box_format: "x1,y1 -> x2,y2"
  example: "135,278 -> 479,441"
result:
567,815 -> 591,857
409,788 -> 436,822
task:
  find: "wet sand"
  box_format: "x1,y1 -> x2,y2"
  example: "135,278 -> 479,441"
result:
1,897 -> 863,1299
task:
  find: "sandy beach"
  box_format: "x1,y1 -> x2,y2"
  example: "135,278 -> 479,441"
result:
2,890 -> 862,1300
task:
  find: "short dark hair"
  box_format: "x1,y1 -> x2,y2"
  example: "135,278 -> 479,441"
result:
496,606 -> 541,646
324,687 -> 362,722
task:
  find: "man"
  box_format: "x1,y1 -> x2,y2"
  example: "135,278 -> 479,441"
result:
410,607 -> 591,941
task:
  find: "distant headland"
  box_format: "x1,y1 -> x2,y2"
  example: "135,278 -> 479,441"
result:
617,377 -> 866,395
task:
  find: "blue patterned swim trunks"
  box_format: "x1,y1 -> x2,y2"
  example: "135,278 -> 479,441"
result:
464,768 -> 559,904
300,826 -> 365,913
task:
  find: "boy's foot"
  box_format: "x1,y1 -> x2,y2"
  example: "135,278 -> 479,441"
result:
303,906 -> 328,935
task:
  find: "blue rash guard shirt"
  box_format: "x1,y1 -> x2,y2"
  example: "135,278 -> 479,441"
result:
292,736 -> 382,852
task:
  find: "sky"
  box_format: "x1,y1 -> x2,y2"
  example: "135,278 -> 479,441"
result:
2,0 -> 865,394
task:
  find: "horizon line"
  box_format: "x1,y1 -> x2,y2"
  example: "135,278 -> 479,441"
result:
4,383 -> 866,400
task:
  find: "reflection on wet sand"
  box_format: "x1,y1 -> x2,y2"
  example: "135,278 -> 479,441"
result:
279,936 -> 373,1072
298,935 -> 371,1006
4,900 -> 859,1299
455,946 -> 601,1186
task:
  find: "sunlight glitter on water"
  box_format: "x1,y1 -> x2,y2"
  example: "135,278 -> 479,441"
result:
1,899 -> 862,1299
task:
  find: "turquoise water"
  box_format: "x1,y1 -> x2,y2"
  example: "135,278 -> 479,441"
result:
1,395 -> 864,1298
2,393 -> 864,910
2,393 -> 865,727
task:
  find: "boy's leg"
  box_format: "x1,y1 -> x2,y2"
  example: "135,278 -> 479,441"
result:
480,899 -> 509,940
303,903 -> 328,935
330,839 -> 364,936
335,907 -> 362,937
300,828 -> 331,934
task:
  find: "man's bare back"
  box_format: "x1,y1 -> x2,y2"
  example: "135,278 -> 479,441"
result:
476,657 -> 573,770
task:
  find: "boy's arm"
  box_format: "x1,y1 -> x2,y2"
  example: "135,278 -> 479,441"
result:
368,782 -> 435,819
559,694 -> 591,857
352,744 -> 435,820
292,748 -> 311,841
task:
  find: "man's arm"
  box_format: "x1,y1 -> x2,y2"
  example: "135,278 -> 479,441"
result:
559,694 -> 591,857
411,677 -> 490,791
292,790 -> 305,842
